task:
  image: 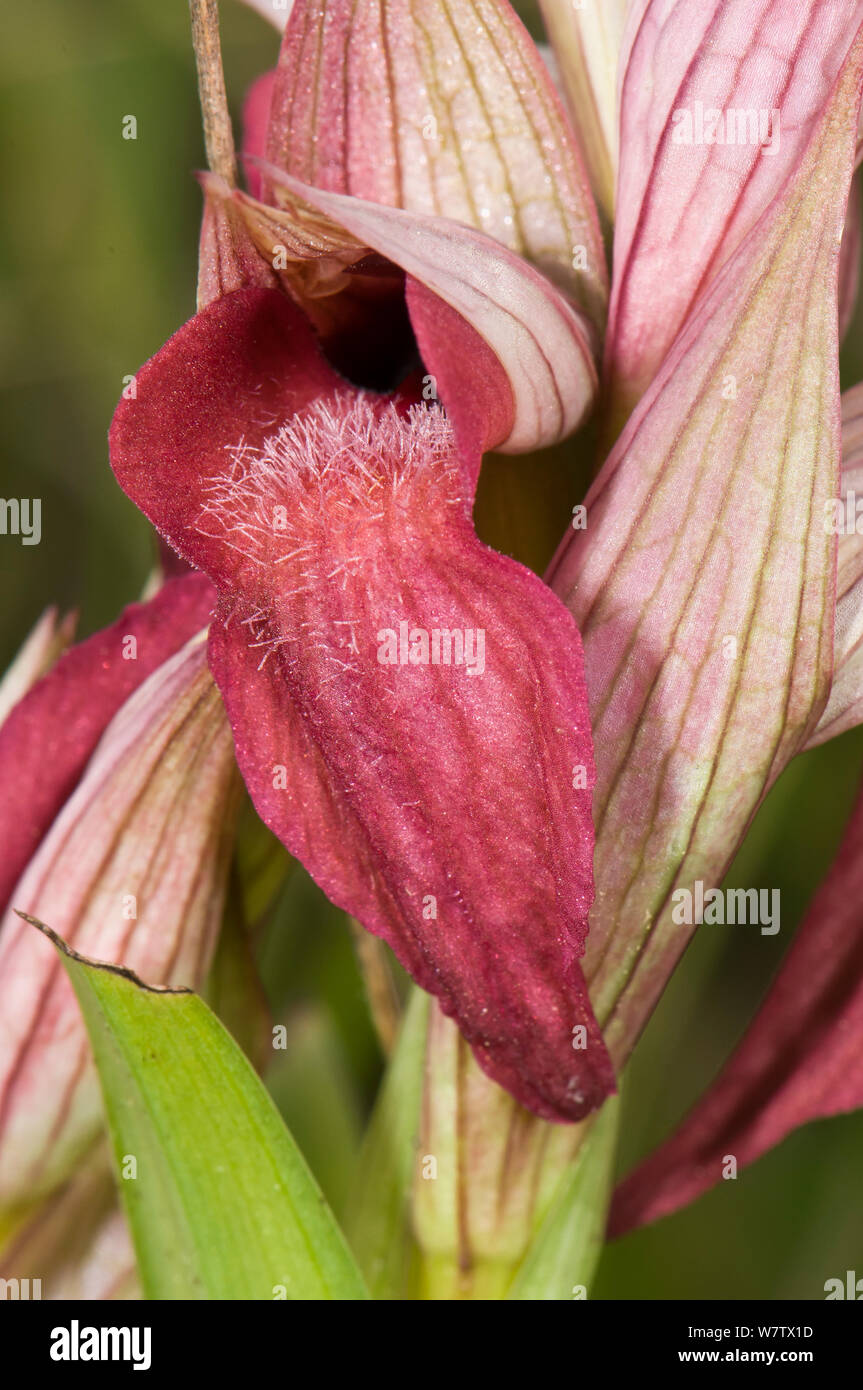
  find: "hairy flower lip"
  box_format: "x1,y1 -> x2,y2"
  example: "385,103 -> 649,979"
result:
548,18 -> 863,1074
109,284 -> 615,1123
0,1142 -> 136,1300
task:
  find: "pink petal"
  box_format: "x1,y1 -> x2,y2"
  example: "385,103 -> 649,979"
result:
607,0 -> 863,425
0,574 -> 215,921
0,637 -> 239,1207
242,70 -> 277,201
0,607 -> 76,729
259,166 -> 598,455
807,380 -> 863,747
414,1003 -> 588,1277
109,287 -> 615,1123
610,776 -> 863,1236
548,25 -> 863,1075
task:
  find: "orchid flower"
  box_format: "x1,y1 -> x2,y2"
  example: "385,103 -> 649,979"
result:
5,0 -> 863,1305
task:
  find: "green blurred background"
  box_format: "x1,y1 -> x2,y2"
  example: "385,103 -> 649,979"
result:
2,0 -> 862,1299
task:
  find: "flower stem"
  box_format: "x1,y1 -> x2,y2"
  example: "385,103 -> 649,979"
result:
189,0 -> 237,188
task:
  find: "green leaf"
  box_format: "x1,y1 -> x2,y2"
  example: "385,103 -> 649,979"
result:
344,988 -> 430,1298
507,1093 -> 620,1300
24,915 -> 368,1301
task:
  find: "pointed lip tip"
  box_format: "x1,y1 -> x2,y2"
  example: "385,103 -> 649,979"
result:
15,910 -> 194,997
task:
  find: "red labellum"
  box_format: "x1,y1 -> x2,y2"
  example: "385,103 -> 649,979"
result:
110,287 -> 614,1121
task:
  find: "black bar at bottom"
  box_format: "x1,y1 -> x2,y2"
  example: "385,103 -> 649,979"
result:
1,1297 -> 860,1374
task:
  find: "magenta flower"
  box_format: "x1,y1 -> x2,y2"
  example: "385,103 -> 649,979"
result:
0,574 -> 238,1209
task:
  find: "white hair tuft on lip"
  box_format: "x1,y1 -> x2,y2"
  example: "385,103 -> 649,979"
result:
194,393 -> 462,569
